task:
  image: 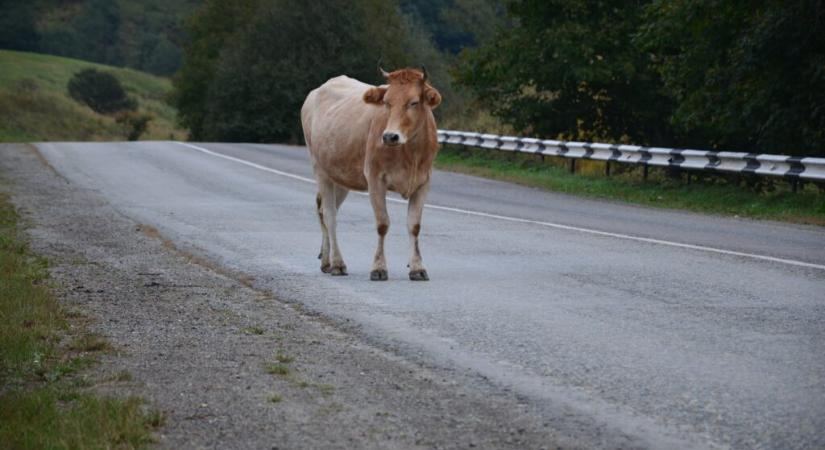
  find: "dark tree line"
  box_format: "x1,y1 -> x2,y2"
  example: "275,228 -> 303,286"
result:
171,0 -> 473,143
456,0 -> 825,156
170,0 -> 822,156
0,0 -> 195,75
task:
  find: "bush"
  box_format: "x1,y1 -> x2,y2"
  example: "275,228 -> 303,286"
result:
67,69 -> 137,114
115,112 -> 152,141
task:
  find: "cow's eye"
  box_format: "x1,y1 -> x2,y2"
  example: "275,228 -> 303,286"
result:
409,101 -> 419,108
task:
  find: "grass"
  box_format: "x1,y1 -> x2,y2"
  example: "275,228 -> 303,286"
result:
69,333 -> 114,353
111,370 -> 134,382
242,325 -> 265,335
0,191 -> 161,448
436,145 -> 825,226
268,393 -> 283,403
0,49 -> 185,142
0,391 -> 159,449
275,353 -> 294,364
264,363 -> 291,377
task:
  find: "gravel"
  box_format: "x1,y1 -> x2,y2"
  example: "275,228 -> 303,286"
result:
0,144 -> 579,449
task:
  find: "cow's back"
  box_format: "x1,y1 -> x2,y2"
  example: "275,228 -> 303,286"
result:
302,76 -> 378,191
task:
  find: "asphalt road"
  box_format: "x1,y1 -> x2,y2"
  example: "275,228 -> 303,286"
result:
36,141 -> 825,449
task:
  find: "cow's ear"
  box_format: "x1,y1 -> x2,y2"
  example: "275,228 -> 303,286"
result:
363,87 -> 387,104
424,86 -> 441,109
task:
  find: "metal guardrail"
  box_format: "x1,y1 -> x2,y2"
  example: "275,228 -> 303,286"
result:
437,130 -> 825,182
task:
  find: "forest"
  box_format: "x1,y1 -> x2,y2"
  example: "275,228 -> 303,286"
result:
1,0 -> 823,156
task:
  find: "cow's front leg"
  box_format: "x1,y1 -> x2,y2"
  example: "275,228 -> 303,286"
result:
369,180 -> 389,281
319,179 -> 347,275
407,182 -> 430,281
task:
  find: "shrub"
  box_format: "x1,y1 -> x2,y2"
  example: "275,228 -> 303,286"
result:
115,112 -> 152,141
67,69 -> 137,114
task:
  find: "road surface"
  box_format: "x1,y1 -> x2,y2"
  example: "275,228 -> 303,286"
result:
32,141 -> 825,449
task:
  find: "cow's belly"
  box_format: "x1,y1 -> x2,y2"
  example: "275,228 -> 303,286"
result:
329,169 -> 368,191
310,143 -> 369,191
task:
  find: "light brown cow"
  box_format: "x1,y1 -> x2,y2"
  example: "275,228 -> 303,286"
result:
301,67 -> 441,281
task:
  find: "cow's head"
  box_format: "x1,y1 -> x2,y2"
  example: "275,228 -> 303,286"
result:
363,67 -> 441,147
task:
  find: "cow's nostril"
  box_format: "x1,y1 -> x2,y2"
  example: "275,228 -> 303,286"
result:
383,133 -> 400,144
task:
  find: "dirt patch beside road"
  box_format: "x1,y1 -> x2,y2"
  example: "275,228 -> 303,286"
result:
1,144 -> 571,449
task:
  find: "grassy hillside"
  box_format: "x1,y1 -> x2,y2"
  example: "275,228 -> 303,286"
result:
0,49 -> 185,142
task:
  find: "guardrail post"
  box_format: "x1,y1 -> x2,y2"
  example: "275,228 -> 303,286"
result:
687,172 -> 692,185
643,164 -> 649,181
791,178 -> 799,193
605,161 -> 611,177
569,159 -> 576,174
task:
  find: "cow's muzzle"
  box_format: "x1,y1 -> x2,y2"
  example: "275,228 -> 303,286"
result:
382,132 -> 403,146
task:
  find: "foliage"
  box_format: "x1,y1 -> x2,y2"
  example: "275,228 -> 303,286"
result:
173,0 -> 443,143
0,0 -> 198,75
400,0 -> 506,53
170,0 -> 261,141
39,0 -> 123,67
457,0 -> 825,156
455,0 -> 673,144
0,0 -> 38,52
115,112 -> 153,141
0,49 -> 185,142
68,69 -> 137,114
635,0 -> 825,155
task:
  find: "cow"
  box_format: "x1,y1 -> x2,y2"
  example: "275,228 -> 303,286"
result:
301,67 -> 442,281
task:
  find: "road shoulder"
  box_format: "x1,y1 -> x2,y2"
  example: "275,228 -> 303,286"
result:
0,143 -> 571,449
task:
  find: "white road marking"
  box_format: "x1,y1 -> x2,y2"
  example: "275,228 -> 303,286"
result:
176,141 -> 825,271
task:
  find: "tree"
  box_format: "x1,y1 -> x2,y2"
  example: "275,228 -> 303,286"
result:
399,0 -> 505,54
636,0 -> 825,155
174,0 -> 429,143
0,0 -> 38,51
40,0 -> 123,65
144,36 -> 182,75
455,0 -> 673,144
170,0 -> 261,140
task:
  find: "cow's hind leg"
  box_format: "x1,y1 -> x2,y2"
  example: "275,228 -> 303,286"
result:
319,178 -> 348,275
316,192 -> 330,271
407,182 -> 430,281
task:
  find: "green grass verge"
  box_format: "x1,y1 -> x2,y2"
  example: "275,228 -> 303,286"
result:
436,146 -> 825,226
0,49 -> 185,142
0,191 -> 161,449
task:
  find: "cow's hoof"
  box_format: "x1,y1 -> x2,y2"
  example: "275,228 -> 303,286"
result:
330,266 -> 348,276
317,252 -> 322,260
370,269 -> 388,281
409,269 -> 429,281
321,263 -> 332,273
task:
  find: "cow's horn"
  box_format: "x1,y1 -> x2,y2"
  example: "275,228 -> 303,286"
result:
421,65 -> 428,82
379,66 -> 390,79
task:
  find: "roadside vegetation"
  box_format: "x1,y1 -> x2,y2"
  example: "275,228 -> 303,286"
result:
437,146 -> 825,226
0,191 -> 162,448
0,49 -> 185,142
